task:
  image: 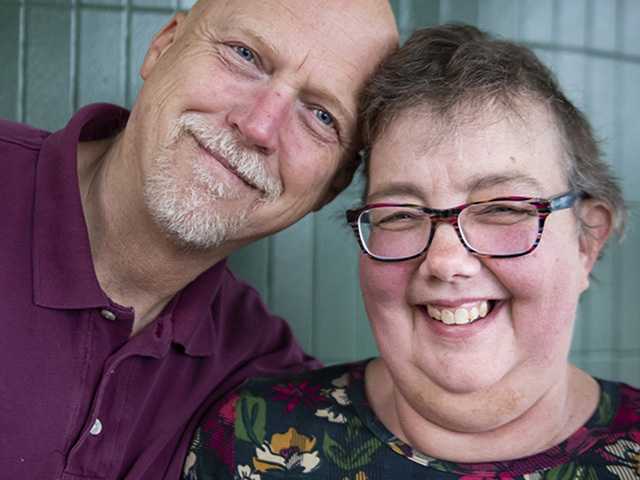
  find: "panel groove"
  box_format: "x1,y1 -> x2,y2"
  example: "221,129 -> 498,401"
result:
1,0 -> 176,13
610,0 -> 626,379
524,42 -> 640,64
17,1 -> 26,122
124,0 -> 132,107
310,212 -> 317,355
69,0 -> 79,113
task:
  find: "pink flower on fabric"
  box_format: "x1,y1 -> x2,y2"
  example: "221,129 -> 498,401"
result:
201,393 -> 239,471
272,381 -> 326,413
218,392 -> 239,424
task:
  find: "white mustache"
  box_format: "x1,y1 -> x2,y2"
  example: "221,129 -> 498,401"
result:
177,113 -> 283,199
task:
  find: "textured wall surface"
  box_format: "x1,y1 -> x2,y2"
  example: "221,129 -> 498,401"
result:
1,0 -> 638,384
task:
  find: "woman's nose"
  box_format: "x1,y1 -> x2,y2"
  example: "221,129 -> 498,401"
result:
419,222 -> 481,282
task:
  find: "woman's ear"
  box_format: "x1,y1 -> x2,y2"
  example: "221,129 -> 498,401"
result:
578,199 -> 613,273
140,12 -> 188,80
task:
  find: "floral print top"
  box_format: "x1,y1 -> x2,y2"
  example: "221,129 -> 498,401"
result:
183,361 -> 640,479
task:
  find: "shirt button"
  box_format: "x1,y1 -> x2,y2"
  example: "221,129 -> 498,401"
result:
89,418 -> 103,436
100,309 -> 117,321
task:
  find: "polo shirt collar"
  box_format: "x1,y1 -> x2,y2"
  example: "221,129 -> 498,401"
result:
33,103 -> 129,310
32,103 -> 223,357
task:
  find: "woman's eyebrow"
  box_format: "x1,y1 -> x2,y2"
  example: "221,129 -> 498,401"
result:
366,182 -> 424,203
464,172 -> 545,194
366,173 -> 545,204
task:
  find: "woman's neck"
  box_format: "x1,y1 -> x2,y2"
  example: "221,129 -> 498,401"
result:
364,358 -> 600,463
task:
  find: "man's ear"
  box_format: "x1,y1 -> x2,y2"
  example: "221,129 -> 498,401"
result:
140,12 -> 187,80
578,199 -> 613,273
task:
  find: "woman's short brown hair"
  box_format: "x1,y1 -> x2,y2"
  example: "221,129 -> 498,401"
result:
358,24 -> 626,237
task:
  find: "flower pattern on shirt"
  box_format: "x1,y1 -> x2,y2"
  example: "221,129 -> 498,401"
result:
272,380 -> 325,413
183,362 -> 640,479
253,427 -> 320,474
235,464 -> 261,480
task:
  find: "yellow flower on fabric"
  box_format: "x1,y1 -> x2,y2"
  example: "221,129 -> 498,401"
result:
253,427 -> 320,474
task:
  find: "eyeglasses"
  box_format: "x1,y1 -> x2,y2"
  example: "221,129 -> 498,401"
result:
346,191 -> 583,262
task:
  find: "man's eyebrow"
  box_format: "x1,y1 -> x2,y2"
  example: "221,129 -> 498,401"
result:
230,23 -> 279,66
228,22 -> 355,134
464,172 -> 545,193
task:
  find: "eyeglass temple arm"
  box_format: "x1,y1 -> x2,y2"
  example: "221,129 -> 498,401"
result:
549,191 -> 584,211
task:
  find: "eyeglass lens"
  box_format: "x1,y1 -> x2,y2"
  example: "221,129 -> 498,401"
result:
359,200 -> 540,259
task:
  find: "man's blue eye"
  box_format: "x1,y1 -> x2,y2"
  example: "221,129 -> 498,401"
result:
233,45 -> 256,63
314,109 -> 334,127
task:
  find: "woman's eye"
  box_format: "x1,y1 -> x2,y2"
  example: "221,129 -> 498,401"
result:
232,45 -> 256,64
313,108 -> 335,128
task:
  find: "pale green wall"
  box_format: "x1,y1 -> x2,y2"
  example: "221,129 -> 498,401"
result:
1,0 -> 638,384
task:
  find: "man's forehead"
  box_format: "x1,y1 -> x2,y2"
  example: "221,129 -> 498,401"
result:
190,0 -> 396,127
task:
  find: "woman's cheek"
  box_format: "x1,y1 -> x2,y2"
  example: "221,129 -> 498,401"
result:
360,256 -> 414,306
482,254 -> 543,300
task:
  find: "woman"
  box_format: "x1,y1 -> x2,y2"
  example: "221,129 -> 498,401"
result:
183,25 -> 639,479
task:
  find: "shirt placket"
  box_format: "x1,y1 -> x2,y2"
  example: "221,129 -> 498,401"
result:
61,307 -> 135,480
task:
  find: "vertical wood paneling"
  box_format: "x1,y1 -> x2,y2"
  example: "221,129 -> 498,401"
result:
128,10 -> 171,107
519,0 -> 553,43
477,0 -> 519,38
556,0 -> 587,47
618,211 -> 640,352
619,64 -> 640,200
270,217 -> 315,352
25,5 -> 72,130
554,52 -> 587,108
589,0 -> 617,51
228,239 -> 271,303
77,8 -> 126,107
619,356 -> 640,386
621,0 -> 640,56
133,0 -> 175,9
0,5 -> 20,120
439,0 -> 479,24
312,185 -> 363,365
395,0 -> 440,39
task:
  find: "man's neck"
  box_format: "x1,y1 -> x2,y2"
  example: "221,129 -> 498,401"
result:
365,358 -> 600,463
76,134 -> 227,335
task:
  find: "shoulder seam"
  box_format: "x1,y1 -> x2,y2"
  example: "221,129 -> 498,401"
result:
0,134 -> 47,152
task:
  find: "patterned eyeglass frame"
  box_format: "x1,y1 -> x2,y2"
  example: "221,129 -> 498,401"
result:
345,191 -> 585,262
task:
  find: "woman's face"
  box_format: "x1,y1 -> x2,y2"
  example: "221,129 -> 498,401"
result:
361,104 -> 598,431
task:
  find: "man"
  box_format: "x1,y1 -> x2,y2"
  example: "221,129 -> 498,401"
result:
0,0 -> 398,477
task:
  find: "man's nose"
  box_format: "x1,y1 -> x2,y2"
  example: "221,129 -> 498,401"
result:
226,86 -> 293,156
419,223 -> 481,282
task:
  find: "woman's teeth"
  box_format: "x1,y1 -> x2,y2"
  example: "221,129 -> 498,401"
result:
426,301 -> 490,325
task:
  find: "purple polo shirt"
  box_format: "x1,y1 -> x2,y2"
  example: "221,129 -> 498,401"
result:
0,104 -> 319,479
